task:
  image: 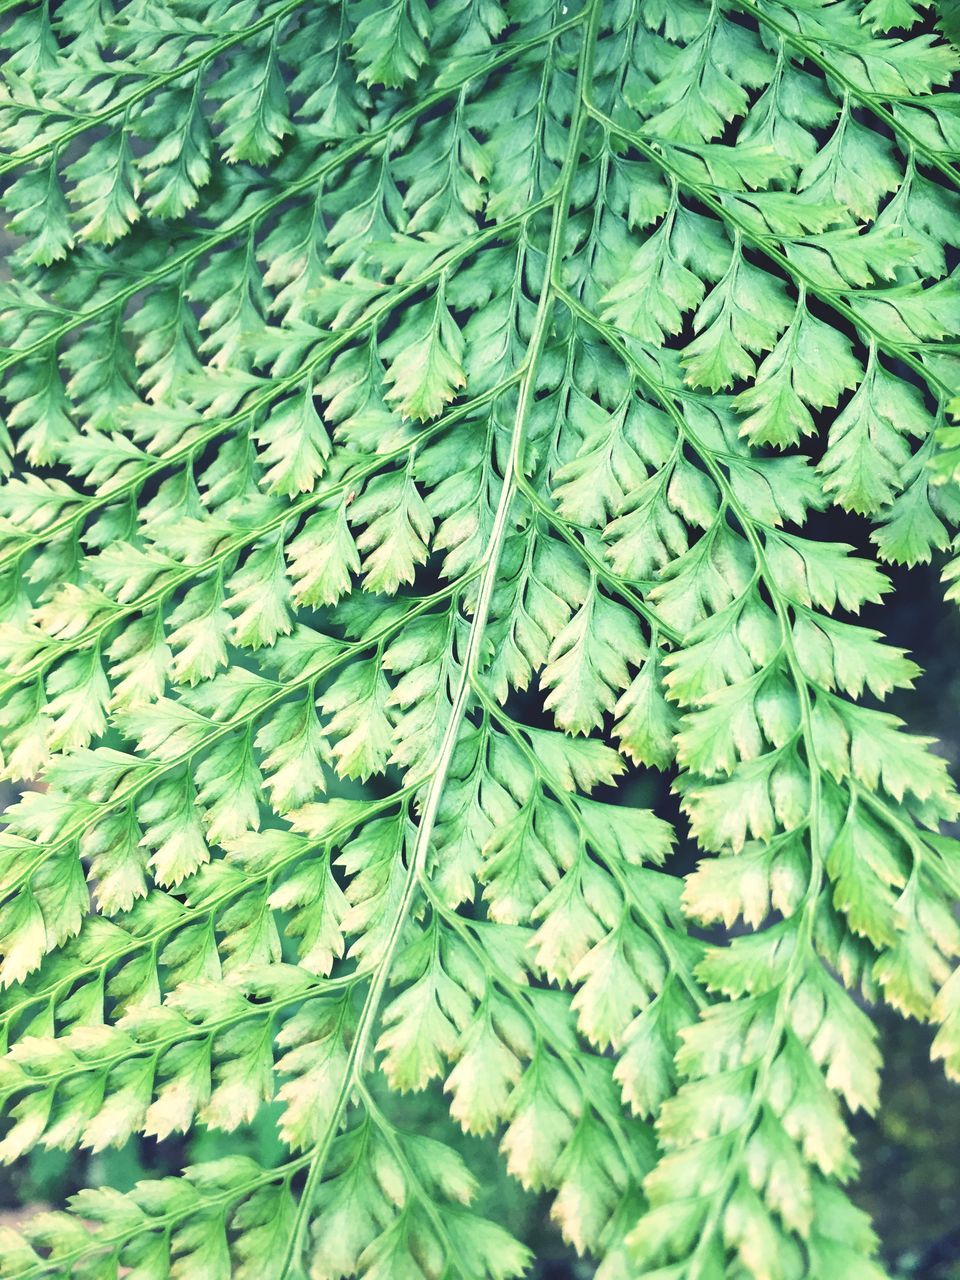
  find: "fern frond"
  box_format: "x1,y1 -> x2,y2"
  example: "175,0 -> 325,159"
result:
1,0 -> 959,1276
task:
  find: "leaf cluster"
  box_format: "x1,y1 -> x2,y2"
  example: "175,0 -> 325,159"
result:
0,0 -> 959,1277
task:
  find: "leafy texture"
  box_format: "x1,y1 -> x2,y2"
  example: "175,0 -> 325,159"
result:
0,1 -> 959,1277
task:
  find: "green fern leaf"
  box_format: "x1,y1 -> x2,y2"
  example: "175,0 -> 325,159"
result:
1,0 -> 960,1276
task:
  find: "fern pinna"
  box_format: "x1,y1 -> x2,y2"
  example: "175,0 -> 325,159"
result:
0,0 -> 958,1275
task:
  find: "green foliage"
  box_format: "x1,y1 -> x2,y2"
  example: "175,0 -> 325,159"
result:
0,0 -> 959,1276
